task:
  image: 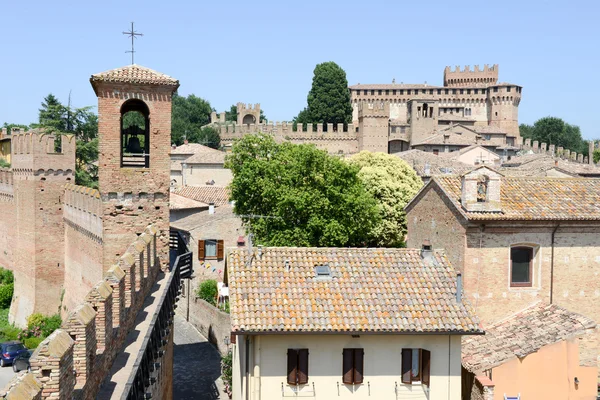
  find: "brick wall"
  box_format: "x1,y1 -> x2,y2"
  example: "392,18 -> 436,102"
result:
3,225 -> 170,400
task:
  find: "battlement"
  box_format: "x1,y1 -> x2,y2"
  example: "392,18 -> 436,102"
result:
357,101 -> 389,118
10,130 -> 76,174
236,102 -> 260,111
0,168 -> 14,202
63,184 -> 103,241
444,64 -> 499,87
4,224 -> 174,400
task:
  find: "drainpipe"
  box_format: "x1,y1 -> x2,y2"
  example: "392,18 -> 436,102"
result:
253,336 -> 261,399
550,224 -> 560,304
245,336 -> 250,400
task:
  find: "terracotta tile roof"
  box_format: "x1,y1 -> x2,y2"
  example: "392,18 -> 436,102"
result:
226,247 -> 482,334
396,150 -> 474,177
500,153 -> 600,177
172,185 -> 230,206
169,192 -> 208,211
170,143 -> 226,165
170,143 -> 211,155
90,64 -> 179,87
472,126 -> 508,134
462,302 -> 596,373
432,175 -> 600,220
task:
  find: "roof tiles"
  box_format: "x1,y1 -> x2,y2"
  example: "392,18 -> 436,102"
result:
90,64 -> 179,87
462,302 -> 596,373
434,175 -> 600,220
226,247 -> 482,334
172,185 -> 230,206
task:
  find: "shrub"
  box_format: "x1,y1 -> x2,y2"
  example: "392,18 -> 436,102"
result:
27,313 -> 45,330
40,315 -> 61,337
24,337 -> 43,350
0,268 -> 13,285
219,299 -> 230,314
0,325 -> 21,342
0,283 -> 13,309
221,352 -> 232,397
197,280 -> 218,306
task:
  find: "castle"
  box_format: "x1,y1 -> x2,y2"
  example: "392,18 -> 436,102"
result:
0,64 -> 182,399
209,65 -> 523,156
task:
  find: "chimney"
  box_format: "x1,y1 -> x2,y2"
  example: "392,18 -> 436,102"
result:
421,240 -> 433,258
456,273 -> 463,303
208,202 -> 215,214
184,139 -> 189,145
171,144 -> 177,150
257,245 -> 263,258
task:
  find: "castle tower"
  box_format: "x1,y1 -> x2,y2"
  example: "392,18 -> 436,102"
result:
487,84 -> 522,140
407,99 -> 439,145
10,132 -> 76,326
90,65 -> 179,272
357,102 -> 389,152
236,103 -> 260,126
443,64 -> 499,87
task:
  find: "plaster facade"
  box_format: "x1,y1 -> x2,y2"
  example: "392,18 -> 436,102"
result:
233,334 -> 463,400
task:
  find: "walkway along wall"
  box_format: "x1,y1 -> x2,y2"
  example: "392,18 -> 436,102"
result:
2,224 -> 178,400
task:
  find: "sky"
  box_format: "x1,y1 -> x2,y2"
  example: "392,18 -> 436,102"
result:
1,0 -> 599,139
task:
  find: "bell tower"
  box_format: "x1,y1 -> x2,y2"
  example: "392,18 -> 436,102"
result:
90,65 -> 179,271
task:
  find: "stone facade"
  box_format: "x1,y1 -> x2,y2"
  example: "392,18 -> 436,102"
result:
405,172 -> 600,375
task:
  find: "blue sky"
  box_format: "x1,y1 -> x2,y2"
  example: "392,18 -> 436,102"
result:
1,0 -> 598,138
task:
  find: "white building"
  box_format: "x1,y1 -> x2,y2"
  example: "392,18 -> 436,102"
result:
225,246 -> 482,400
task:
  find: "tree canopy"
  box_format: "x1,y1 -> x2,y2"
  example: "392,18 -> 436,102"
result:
295,62 -> 353,129
226,134 -> 380,247
348,152 -> 423,247
519,117 -> 587,155
171,93 -> 216,147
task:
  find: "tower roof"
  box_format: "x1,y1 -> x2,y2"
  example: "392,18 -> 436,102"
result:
90,64 -> 179,92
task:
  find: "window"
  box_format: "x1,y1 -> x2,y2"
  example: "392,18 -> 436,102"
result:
197,239 -> 224,260
287,349 -> 309,385
433,149 -> 439,155
391,127 -> 396,133
356,90 -> 360,96
445,89 -> 449,94
467,89 -> 471,94
363,90 -> 367,95
511,247 -> 533,287
452,89 -> 456,94
342,348 -> 364,384
401,348 -> 430,386
385,90 -> 389,95
400,90 -> 404,95
400,127 -> 406,133
460,89 -> 464,94
493,87 -> 498,93
371,90 -> 375,95
393,90 -> 396,95
482,89 -> 486,94
378,90 -> 382,95
421,89 -> 426,94
437,89 -> 441,95
507,86 -> 511,92
429,89 -> 433,95
474,89 -> 478,94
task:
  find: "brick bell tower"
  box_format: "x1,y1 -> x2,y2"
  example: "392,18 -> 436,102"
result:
90,65 -> 179,272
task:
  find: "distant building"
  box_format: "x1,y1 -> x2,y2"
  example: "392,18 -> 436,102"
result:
225,246 -> 482,400
170,141 -> 231,188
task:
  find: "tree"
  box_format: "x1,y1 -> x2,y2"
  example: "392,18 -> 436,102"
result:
348,152 -> 423,247
226,133 -> 380,247
593,148 -> 600,164
189,126 -> 221,149
2,123 -> 29,134
295,62 -> 353,129
519,117 -> 587,154
171,93 -> 215,146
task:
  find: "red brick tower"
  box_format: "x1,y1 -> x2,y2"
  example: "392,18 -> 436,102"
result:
90,65 -> 179,272
10,132 -> 76,326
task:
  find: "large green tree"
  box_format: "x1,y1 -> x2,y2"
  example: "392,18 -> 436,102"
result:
171,93 -> 216,146
295,62 -> 353,130
226,133 -> 380,247
519,117 -> 587,154
348,152 -> 423,247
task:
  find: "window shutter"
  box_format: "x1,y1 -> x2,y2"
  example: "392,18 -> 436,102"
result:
353,349 -> 364,384
287,349 -> 298,385
198,240 -> 205,260
401,348 -> 412,384
217,240 -> 224,259
421,349 -> 431,387
297,349 -> 309,384
342,349 -> 354,384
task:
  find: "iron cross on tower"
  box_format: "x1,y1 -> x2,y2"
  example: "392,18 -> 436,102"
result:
122,22 -> 143,64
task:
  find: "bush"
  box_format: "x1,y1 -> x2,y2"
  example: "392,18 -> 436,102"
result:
221,352 -> 232,396
197,280 -> 218,306
27,313 -> 45,330
0,268 -> 13,285
0,283 -> 14,309
23,313 -> 61,339
24,337 -> 43,350
0,325 -> 20,342
40,315 -> 61,337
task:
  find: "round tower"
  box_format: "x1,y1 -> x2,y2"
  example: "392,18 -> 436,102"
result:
487,84 -> 522,141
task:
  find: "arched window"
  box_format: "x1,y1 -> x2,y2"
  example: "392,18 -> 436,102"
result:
476,175 -> 488,202
121,99 -> 150,168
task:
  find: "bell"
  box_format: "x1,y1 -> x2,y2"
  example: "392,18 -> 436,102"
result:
126,136 -> 143,153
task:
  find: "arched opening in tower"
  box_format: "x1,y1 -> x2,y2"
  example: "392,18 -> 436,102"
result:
120,99 -> 150,168
242,114 -> 256,125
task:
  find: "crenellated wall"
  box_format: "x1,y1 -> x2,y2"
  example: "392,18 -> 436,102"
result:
62,184 -> 104,317
3,224 -> 175,400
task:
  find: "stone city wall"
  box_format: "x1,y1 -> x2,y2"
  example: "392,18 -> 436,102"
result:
177,296 -> 231,355
2,224 -> 171,400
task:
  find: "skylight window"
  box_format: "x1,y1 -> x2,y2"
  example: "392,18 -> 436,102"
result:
315,265 -> 331,278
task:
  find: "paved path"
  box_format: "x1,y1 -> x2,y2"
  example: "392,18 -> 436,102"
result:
174,314 -> 225,399
0,363 -> 17,389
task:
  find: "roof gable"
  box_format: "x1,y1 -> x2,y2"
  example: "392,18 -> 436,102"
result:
227,247 -> 482,334
90,64 -> 179,92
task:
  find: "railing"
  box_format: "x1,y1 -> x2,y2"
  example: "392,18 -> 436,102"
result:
123,230 -> 191,399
